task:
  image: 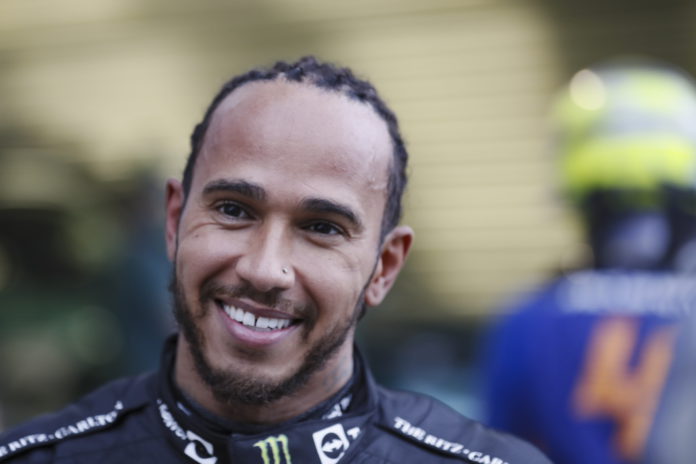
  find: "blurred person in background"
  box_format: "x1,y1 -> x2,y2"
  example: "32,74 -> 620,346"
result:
0,56 -> 550,463
641,309 -> 696,464
483,58 -> 696,464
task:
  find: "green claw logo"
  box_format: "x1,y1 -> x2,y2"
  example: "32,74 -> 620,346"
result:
254,434 -> 292,464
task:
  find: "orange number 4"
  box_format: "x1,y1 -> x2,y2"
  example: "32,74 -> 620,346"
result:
573,317 -> 677,460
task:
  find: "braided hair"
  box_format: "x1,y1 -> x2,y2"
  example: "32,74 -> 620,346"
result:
182,56 -> 408,237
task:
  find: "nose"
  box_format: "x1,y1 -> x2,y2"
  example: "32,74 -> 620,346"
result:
235,222 -> 294,292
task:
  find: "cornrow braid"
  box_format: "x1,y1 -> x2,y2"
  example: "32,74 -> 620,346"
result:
182,56 -> 408,237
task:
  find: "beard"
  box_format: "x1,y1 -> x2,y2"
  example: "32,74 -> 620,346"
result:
170,269 -> 365,406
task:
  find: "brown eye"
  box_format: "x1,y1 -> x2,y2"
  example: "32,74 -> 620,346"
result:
306,221 -> 343,236
218,202 -> 251,219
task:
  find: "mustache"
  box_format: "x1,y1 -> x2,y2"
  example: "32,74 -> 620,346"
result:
199,279 -> 314,318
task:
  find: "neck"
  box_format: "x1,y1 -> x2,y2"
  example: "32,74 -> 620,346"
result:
173,335 -> 354,424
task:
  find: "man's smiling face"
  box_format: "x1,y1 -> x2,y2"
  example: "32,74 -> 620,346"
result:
166,79 -> 399,407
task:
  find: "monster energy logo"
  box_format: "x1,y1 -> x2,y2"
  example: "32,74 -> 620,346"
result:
254,434 -> 292,464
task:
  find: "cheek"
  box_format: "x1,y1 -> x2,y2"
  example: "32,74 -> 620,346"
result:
296,247 -> 375,310
176,229 -> 245,290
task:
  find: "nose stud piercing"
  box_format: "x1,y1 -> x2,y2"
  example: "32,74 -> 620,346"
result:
282,267 -> 289,275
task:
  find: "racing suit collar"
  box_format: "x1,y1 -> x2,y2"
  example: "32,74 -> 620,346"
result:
155,334 -> 378,464
173,352 -> 358,435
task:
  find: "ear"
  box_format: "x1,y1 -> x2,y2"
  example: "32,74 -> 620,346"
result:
365,225 -> 414,307
165,178 -> 184,262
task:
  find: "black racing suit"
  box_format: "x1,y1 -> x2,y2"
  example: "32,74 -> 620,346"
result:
0,336 -> 551,463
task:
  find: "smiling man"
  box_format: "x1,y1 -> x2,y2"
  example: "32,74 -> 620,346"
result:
0,57 -> 550,463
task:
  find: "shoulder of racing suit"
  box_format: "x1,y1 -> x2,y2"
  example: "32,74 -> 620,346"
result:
0,372 -> 169,463
369,385 -> 552,464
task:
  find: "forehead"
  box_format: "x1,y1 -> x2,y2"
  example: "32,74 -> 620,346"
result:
196,79 -> 393,193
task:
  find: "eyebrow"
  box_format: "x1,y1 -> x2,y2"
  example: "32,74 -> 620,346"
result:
300,197 -> 364,232
202,179 -> 266,201
201,179 -> 364,231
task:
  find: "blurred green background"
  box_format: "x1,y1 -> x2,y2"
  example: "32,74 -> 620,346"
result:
2,0 -> 696,429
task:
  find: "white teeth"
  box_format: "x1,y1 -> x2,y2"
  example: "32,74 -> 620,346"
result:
223,305 -> 292,331
242,312 -> 255,327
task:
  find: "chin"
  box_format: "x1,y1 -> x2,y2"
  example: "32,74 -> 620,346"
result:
197,323 -> 351,406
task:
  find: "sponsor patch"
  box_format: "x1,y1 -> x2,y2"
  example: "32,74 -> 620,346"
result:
253,434 -> 292,464
0,402 -> 123,461
157,399 -> 218,464
312,424 -> 351,464
392,416 -> 509,464
322,394 -> 353,420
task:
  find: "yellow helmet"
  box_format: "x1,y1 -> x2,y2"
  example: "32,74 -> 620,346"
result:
554,59 -> 696,207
